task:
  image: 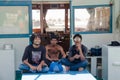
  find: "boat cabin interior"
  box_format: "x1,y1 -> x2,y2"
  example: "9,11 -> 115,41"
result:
32,2 -> 70,52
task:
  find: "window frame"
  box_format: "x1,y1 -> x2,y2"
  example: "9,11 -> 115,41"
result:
72,4 -> 112,34
0,1 -> 32,38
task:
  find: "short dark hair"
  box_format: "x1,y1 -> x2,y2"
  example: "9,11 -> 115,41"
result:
50,35 -> 58,40
30,33 -> 41,44
49,32 -> 58,40
73,34 -> 82,40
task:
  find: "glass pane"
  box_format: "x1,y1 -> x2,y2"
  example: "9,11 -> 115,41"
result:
74,6 -> 111,32
0,6 -> 29,34
46,9 -> 65,32
68,9 -> 70,29
32,10 -> 40,29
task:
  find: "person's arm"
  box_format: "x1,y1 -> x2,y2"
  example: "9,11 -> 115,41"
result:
77,44 -> 86,60
41,46 -> 48,66
59,46 -> 66,58
68,46 -> 76,61
45,46 -> 52,61
37,60 -> 45,71
23,59 -> 37,70
82,45 -> 88,56
22,46 -> 37,70
69,56 -> 75,61
41,46 -> 46,61
23,59 -> 32,67
37,46 -> 48,71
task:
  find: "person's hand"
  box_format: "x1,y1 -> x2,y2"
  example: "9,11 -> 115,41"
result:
52,58 -> 59,61
30,65 -> 37,71
37,65 -> 42,71
47,57 -> 53,61
43,63 -> 48,67
74,54 -> 80,59
80,55 -> 85,61
76,44 -> 82,51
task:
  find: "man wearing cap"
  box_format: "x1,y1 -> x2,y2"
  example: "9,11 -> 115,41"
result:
60,34 -> 88,71
19,33 -> 49,73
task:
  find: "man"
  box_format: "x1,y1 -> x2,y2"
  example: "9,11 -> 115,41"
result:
61,34 -> 88,71
45,35 -> 66,67
19,33 -> 49,73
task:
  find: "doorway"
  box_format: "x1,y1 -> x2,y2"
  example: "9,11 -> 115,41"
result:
32,1 -> 70,52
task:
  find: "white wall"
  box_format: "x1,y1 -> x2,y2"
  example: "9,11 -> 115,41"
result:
0,38 -> 29,70
71,0 -> 120,49
82,34 -> 115,49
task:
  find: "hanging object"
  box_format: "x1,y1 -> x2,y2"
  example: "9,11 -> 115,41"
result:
116,14 -> 120,31
110,0 -> 114,5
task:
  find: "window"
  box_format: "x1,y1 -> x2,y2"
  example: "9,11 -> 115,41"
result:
68,9 -> 70,29
46,9 -> 65,32
0,1 -> 32,38
0,6 -> 29,34
73,5 -> 112,33
32,3 -> 70,33
32,10 -> 40,29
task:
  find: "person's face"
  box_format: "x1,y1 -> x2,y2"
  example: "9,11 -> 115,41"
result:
50,38 -> 58,45
74,37 -> 82,45
33,37 -> 41,45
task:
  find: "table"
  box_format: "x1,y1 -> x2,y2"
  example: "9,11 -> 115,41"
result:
0,49 -> 15,80
86,56 -> 102,76
22,70 -> 96,80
